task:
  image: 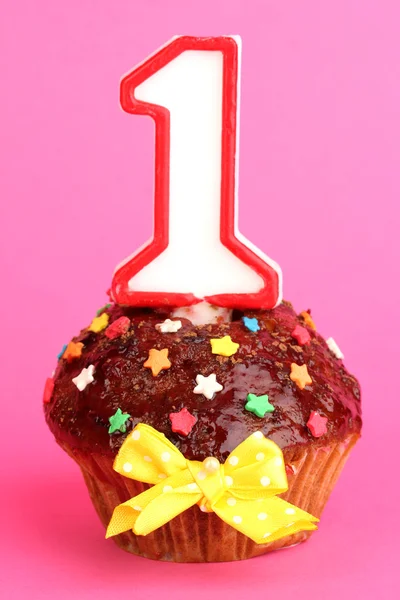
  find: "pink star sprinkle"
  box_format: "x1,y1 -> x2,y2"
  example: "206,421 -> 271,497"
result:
307,411 -> 328,438
105,317 -> 131,339
169,408 -> 197,436
291,325 -> 311,346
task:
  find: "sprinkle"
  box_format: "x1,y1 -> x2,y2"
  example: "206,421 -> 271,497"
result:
169,408 -> 197,436
105,316 -> 131,340
57,344 -> 67,360
144,348 -> 171,376
43,377 -> 54,403
245,393 -> 275,418
72,365 -> 95,391
290,363 -> 312,390
62,341 -> 84,363
299,311 -> 316,330
307,411 -> 328,437
291,325 -> 311,346
193,373 -> 223,399
242,317 -> 260,333
88,313 -> 109,333
96,303 -> 111,316
156,319 -> 182,333
326,337 -> 344,360
108,407 -> 131,434
210,335 -> 239,357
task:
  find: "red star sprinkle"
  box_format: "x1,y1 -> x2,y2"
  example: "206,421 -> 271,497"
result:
43,377 -> 54,404
307,411 -> 328,438
291,325 -> 311,346
169,408 -> 197,436
105,316 -> 131,340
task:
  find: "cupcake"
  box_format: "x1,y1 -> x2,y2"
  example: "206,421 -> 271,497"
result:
44,34 -> 361,562
44,301 -> 361,562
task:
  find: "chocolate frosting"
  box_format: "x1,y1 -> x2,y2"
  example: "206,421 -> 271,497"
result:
44,301 -> 361,462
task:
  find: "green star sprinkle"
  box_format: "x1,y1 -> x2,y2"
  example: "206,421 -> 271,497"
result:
245,393 -> 275,418
96,303 -> 111,316
108,408 -> 131,434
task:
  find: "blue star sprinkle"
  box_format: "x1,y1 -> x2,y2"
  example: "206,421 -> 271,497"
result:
57,344 -> 67,360
242,317 -> 260,333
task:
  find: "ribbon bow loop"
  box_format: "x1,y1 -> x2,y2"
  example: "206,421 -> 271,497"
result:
223,431 -> 289,500
107,425 -> 318,544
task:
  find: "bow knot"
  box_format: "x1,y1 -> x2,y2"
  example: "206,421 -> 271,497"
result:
106,424 -> 318,544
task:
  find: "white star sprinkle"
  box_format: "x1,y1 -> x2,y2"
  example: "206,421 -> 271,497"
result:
72,365 -> 95,391
326,337 -> 344,360
155,319 -> 182,333
193,373 -> 223,400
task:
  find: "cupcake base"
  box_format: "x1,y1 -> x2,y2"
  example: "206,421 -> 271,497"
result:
61,433 -> 359,562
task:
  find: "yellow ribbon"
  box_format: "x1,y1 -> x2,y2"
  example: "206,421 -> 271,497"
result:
106,424 -> 318,544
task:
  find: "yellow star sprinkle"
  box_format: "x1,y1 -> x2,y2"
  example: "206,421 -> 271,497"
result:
144,348 -> 171,377
290,363 -> 312,390
299,311 -> 316,330
210,335 -> 240,357
88,312 -> 109,333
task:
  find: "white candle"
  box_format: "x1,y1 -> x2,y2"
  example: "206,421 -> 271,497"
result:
112,36 -> 282,309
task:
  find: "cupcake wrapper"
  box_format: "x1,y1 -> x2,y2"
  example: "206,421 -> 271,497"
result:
60,433 -> 359,562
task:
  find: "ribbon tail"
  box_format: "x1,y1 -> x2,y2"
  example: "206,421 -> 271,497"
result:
213,494 -> 318,545
106,498 -> 142,538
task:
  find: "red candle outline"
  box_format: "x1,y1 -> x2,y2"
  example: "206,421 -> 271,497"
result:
112,36 -> 280,309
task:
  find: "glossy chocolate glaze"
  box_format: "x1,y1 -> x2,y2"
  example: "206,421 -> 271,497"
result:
44,301 -> 361,462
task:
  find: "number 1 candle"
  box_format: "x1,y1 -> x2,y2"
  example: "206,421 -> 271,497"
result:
111,36 -> 282,309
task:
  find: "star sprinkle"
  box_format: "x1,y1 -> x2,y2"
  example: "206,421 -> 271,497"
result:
43,377 -> 54,403
307,411 -> 328,438
299,311 -> 316,331
193,373 -> 223,399
210,335 -> 239,357
88,313 -> 109,333
326,337 -> 344,360
144,348 -> 171,376
72,365 -> 95,391
156,319 -> 182,333
245,393 -> 275,418
291,325 -> 311,346
290,363 -> 312,390
169,408 -> 197,436
105,316 -> 131,340
96,303 -> 111,316
62,341 -> 84,362
242,317 -> 260,333
57,344 -> 67,360
108,407 -> 131,434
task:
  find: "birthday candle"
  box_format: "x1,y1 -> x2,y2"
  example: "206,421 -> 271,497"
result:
111,36 -> 282,309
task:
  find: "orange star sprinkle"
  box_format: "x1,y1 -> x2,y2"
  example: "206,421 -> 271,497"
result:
62,341 -> 84,362
299,311 -> 316,330
144,348 -> 171,377
290,363 -> 312,390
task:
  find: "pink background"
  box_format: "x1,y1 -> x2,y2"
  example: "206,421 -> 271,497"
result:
1,0 -> 399,598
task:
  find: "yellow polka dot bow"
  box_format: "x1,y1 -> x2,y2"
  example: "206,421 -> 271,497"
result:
106,424 -> 318,544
